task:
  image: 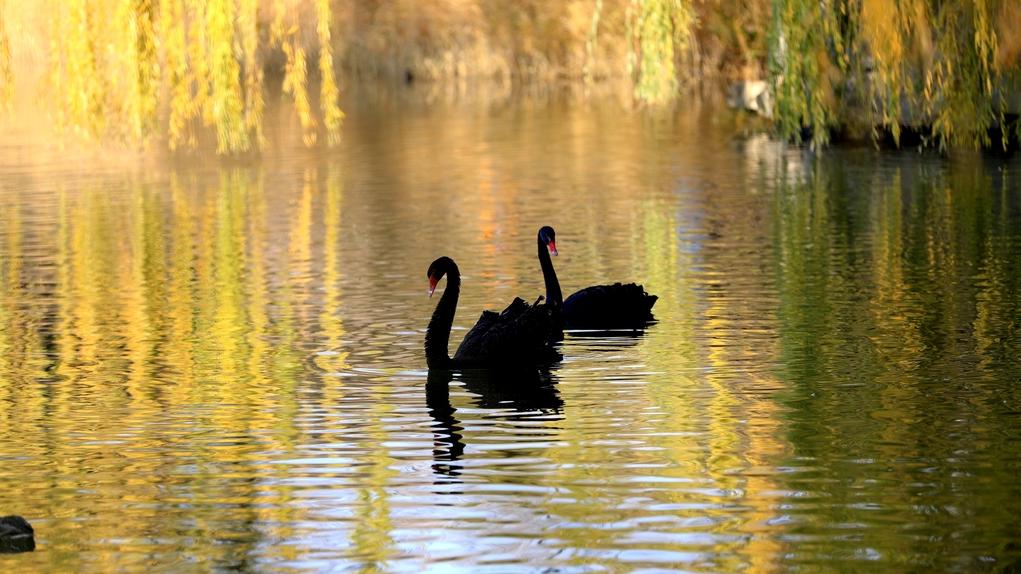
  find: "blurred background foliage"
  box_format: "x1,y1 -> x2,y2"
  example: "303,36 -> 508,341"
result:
0,0 -> 1019,153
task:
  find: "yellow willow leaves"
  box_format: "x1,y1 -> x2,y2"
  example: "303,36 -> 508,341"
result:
239,0 -> 264,147
769,0 -> 846,149
861,0 -> 916,142
0,0 -> 12,111
270,0 -> 286,46
774,0 -> 1017,149
206,0 -> 247,153
861,0 -> 1002,148
628,0 -> 696,104
45,0 -> 160,141
273,0 -> 342,148
283,38 -> 316,147
161,0 -> 193,149
131,0 -> 159,140
316,0 -> 343,145
916,0 -> 1001,149
184,0 -> 212,128
22,0 -> 343,153
583,0 -> 604,85
50,0 -> 104,137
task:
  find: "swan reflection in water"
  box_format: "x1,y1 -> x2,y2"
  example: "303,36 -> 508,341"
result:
425,368 -> 563,480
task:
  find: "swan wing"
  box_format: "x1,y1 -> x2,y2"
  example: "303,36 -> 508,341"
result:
457,310 -> 500,349
453,298 -> 556,365
563,283 -> 657,329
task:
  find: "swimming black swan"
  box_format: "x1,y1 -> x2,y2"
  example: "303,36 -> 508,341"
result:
537,226 -> 657,329
425,256 -> 558,369
0,515 -> 34,553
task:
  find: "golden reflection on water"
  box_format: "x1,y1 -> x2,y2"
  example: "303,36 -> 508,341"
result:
1,100 -> 1021,571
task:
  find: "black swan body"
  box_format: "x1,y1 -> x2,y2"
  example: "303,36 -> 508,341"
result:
0,515 -> 35,553
537,226 -> 657,329
425,256 -> 558,369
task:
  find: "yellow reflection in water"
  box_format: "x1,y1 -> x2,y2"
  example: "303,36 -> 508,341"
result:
0,163 -> 363,567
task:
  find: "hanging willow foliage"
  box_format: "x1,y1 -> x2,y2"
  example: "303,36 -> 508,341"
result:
0,0 -> 13,111
628,0 -> 695,104
206,0 -> 247,152
4,1 -> 1020,151
239,0 -> 264,148
161,0 -> 192,149
283,38 -> 315,147
316,0 -> 342,145
31,0 -> 344,153
771,0 -> 1020,149
768,0 -> 847,149
131,0 -> 159,141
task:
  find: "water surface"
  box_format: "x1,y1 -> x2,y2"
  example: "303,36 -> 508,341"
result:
1,94 -> 1020,572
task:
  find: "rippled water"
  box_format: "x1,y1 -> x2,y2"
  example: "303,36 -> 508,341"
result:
2,94 -> 1021,572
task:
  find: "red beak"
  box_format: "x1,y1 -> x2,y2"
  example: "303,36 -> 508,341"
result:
548,240 -> 558,256
428,276 -> 439,297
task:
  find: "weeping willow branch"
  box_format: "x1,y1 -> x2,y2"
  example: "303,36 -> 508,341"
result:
316,0 -> 343,145
584,0 -> 604,85
771,0 -> 1018,150
207,0 -> 248,152
769,0 -> 847,149
161,0 -> 192,149
14,0 -> 344,154
630,0 -> 695,104
283,37 -> 316,147
131,0 -> 159,141
239,0 -> 264,148
4,1 -> 1019,151
0,0 -> 13,111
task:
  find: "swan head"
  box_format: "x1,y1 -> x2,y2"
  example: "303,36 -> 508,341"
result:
427,256 -> 456,297
539,226 -> 557,256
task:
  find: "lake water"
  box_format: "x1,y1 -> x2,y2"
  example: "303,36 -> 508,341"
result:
1,92 -> 1020,572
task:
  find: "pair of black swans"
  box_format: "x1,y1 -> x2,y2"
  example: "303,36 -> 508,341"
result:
425,226 -> 657,369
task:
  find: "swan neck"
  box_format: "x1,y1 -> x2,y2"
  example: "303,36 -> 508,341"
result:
538,235 -> 562,307
425,267 -> 460,368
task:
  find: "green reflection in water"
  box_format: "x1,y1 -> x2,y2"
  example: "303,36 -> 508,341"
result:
772,152 -> 1021,569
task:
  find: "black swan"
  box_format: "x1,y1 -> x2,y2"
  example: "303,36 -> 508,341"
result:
425,256 -> 558,369
0,515 -> 34,553
537,226 -> 657,329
